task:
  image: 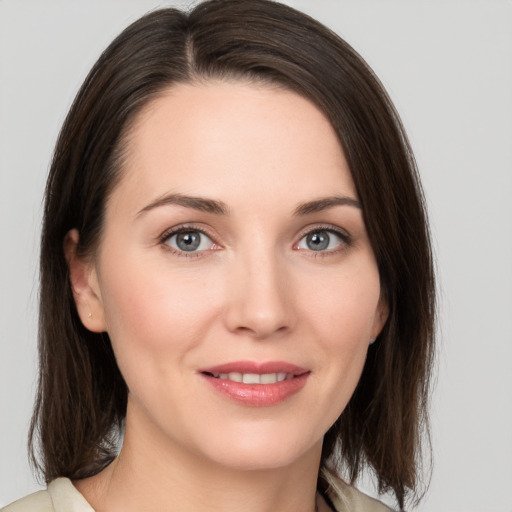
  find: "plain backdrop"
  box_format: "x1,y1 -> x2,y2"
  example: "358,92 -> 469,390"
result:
1,1 -> 511,510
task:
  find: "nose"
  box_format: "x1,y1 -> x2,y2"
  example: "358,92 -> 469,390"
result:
223,248 -> 294,339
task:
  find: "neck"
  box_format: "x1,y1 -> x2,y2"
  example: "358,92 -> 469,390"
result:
75,405 -> 324,512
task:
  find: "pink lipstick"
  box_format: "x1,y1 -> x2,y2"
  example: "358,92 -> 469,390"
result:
198,361 -> 310,407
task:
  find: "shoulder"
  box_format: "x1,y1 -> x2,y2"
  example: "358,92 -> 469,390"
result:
1,478 -> 94,512
322,469 -> 396,512
1,491 -> 53,512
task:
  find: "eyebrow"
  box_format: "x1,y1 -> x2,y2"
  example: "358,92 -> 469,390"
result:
136,193 -> 230,217
136,193 -> 360,218
293,196 -> 362,216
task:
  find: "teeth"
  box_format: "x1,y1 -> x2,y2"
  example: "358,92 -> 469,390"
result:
260,373 -> 277,384
242,373 -> 260,384
210,372 -> 293,384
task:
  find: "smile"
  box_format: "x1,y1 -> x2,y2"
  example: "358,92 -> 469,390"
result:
198,361 -> 310,407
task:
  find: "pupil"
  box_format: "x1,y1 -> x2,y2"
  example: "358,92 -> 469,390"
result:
307,232 -> 329,251
177,231 -> 200,251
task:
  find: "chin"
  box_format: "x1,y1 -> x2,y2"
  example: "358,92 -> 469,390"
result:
193,427 -> 322,472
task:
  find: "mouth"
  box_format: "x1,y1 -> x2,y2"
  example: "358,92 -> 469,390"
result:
198,361 -> 310,407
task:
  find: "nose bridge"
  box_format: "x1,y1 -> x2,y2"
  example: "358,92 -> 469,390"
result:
224,238 -> 293,338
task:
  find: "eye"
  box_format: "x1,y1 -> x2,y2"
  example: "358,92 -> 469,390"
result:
164,229 -> 216,253
296,229 -> 347,252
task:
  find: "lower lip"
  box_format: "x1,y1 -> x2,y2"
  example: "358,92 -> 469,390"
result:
200,373 -> 310,407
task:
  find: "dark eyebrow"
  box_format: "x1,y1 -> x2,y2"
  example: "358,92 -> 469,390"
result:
136,193 -> 230,217
293,196 -> 362,216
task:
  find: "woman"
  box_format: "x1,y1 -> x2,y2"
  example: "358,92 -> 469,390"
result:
2,0 -> 435,511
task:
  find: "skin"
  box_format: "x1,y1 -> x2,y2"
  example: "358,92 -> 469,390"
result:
66,81 -> 388,512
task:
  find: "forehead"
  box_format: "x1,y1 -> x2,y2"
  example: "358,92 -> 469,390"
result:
112,80 -> 356,211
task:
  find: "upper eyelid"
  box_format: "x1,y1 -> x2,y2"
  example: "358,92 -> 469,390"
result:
297,223 -> 350,240
159,224 -> 217,243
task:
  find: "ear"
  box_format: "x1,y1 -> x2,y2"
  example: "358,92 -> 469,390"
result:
370,295 -> 389,344
63,229 -> 107,333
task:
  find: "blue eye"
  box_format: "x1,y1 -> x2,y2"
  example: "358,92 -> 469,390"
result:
297,229 -> 345,252
165,230 -> 214,252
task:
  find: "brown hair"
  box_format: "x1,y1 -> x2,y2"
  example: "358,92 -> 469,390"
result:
30,1 -> 435,509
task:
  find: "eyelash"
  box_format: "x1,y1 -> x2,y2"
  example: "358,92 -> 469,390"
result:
294,224 -> 352,257
159,225 -> 219,258
158,224 -> 352,258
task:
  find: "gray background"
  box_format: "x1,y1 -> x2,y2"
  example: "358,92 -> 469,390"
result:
1,1 -> 511,510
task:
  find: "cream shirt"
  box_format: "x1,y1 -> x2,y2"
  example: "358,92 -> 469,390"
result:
1,471 -> 394,512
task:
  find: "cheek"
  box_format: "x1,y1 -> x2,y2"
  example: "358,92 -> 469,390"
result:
299,262 -> 381,404
302,263 -> 382,345
98,257 -> 223,369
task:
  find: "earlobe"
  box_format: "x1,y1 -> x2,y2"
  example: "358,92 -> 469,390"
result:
63,229 -> 107,333
370,296 -> 389,344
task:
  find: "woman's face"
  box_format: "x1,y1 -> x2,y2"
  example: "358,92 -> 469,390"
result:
76,81 -> 387,471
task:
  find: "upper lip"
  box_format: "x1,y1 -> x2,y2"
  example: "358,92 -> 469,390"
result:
198,360 -> 309,376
